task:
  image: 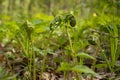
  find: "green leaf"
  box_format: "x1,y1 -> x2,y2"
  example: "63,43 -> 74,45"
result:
57,62 -> 72,72
95,63 -> 108,69
21,20 -> 34,34
71,65 -> 98,76
75,52 -> 95,60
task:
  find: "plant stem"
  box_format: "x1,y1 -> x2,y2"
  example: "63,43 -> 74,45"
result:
65,24 -> 79,79
65,25 -> 77,64
40,53 -> 47,80
76,72 -> 82,80
66,26 -> 74,54
6,56 -> 13,74
64,72 -> 67,80
29,40 -> 32,80
31,40 -> 36,80
90,45 -> 99,80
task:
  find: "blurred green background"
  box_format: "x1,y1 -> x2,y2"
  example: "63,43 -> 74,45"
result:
0,0 -> 119,19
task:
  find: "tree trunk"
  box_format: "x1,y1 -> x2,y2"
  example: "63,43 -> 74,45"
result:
0,0 -> 4,14
28,0 -> 35,17
7,0 -> 16,15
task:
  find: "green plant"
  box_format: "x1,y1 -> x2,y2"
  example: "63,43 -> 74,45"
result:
85,13 -> 120,76
99,23 -> 119,73
57,62 -> 99,80
98,15 -> 119,73
0,66 -> 16,80
50,13 -> 98,79
16,20 -> 36,80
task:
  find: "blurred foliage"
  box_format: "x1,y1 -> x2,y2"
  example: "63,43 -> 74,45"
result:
0,66 -> 15,80
0,0 -> 120,79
